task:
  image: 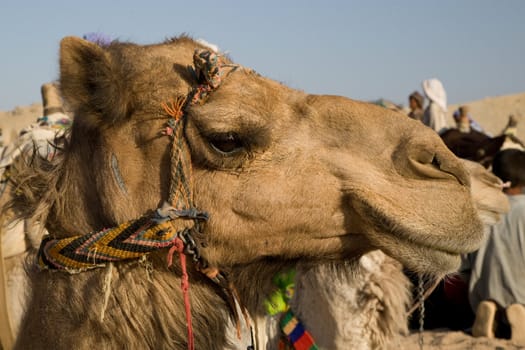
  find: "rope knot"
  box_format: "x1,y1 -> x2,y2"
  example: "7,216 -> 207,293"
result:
167,237 -> 185,267
193,49 -> 223,88
189,49 -> 240,105
161,96 -> 186,121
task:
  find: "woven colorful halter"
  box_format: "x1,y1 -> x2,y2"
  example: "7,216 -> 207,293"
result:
35,48 -> 241,350
37,94 -> 206,273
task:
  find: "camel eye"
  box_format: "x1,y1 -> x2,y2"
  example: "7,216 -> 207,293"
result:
209,132 -> 244,155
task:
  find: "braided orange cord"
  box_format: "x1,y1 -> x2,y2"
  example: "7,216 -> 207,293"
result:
161,96 -> 186,121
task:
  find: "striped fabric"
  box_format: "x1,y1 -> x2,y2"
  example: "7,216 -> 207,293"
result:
280,309 -> 319,350
38,209 -> 185,272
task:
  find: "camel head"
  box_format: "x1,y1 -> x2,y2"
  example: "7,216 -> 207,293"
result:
53,35 -> 484,277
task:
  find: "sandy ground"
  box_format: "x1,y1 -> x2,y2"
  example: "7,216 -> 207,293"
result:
448,92 -> 525,142
0,103 -> 42,146
395,330 -> 524,349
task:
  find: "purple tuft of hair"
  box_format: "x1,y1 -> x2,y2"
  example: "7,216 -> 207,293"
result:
82,32 -> 112,47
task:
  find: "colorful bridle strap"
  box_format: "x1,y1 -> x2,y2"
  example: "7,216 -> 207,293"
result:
280,309 -> 319,350
37,204 -> 207,272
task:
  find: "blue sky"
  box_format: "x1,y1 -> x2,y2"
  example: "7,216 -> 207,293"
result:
1,0 -> 524,111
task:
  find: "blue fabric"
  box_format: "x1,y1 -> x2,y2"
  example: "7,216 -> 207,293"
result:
288,321 -> 305,343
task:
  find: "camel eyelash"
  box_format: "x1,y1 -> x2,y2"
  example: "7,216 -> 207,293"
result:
207,132 -> 248,156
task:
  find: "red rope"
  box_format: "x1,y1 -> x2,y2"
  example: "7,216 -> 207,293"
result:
168,238 -> 194,350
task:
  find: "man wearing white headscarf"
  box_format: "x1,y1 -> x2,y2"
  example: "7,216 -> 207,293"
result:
422,78 -> 448,134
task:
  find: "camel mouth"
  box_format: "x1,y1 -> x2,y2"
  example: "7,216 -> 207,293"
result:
377,233 -> 462,274
357,224 -> 464,275
350,197 -> 482,274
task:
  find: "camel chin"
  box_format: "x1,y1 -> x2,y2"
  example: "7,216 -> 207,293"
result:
372,232 -> 462,275
363,213 -> 482,275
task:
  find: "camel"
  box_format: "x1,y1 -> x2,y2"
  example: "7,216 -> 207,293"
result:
8,35 -> 489,350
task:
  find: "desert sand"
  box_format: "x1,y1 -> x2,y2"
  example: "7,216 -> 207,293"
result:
396,330 -> 523,349
1,93 -> 524,349
448,92 -> 525,141
0,103 -> 42,146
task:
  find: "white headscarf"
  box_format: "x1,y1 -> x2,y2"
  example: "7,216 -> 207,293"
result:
422,78 -> 447,112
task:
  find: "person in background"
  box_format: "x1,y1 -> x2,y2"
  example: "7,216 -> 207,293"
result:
469,149 -> 525,345
452,105 -> 488,135
453,105 -> 471,133
407,91 -> 424,121
501,114 -> 519,137
422,78 -> 448,134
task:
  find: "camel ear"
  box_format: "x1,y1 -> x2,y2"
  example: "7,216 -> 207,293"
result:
59,36 -> 130,126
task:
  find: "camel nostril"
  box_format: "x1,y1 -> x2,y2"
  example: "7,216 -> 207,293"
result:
430,152 -> 470,187
403,142 -> 470,187
431,154 -> 441,169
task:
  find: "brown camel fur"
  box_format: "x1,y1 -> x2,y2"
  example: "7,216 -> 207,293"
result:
10,35 -> 485,349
